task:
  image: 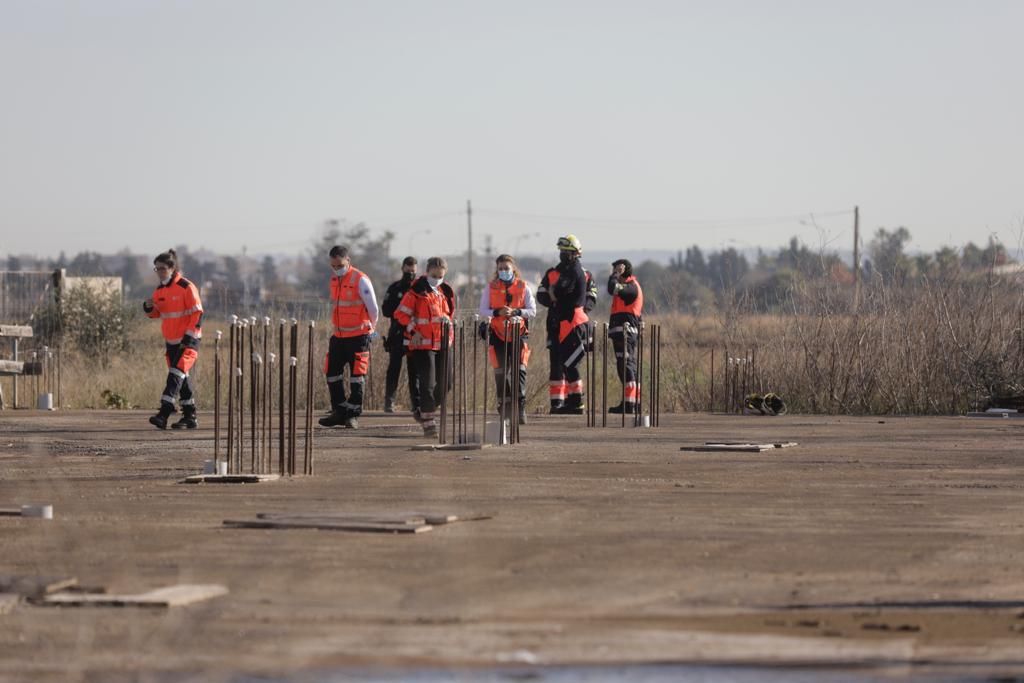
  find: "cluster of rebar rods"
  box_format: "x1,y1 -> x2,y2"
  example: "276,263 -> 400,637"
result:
214,316 -> 314,475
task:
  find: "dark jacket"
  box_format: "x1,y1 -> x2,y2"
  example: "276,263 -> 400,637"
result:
536,261 -> 597,344
381,273 -> 416,350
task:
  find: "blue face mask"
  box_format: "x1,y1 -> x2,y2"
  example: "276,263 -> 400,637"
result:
334,265 -> 349,278
427,275 -> 444,288
498,269 -> 514,282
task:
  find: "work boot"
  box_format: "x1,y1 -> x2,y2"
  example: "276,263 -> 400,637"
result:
518,406 -> 528,425
383,397 -> 396,413
171,412 -> 198,429
148,403 -> 175,430
344,416 -> 359,429
412,408 -> 424,424
608,402 -> 624,414
422,422 -> 438,437
318,407 -> 349,427
549,399 -> 564,415
560,395 -> 584,415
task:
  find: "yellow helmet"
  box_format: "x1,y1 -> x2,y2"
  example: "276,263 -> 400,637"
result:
556,234 -> 582,253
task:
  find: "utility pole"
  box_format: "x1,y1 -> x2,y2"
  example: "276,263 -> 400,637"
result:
466,200 -> 473,305
852,205 -> 860,312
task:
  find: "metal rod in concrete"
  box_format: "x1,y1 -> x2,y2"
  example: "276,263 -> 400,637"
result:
305,321 -> 315,475
227,317 -> 237,473
278,319 -> 286,475
214,330 -> 222,468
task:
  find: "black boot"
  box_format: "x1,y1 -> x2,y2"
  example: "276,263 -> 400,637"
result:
608,402 -> 624,414
318,405 -> 350,427
518,405 -> 527,425
148,403 -> 175,430
171,408 -> 198,429
383,396 -> 396,413
549,399 -> 564,415
561,394 -> 584,415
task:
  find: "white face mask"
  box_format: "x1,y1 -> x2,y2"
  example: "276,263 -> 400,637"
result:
160,276 -> 172,285
333,265 -> 349,277
427,275 -> 444,288
498,269 -> 514,282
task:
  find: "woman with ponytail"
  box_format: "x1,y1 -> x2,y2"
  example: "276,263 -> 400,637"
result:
143,249 -> 204,429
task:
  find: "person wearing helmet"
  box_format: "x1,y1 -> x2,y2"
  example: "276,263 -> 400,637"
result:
535,234 -> 590,414
607,258 -> 643,414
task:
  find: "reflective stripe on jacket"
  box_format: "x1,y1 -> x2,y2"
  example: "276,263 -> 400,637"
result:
151,272 -> 203,344
393,276 -> 456,351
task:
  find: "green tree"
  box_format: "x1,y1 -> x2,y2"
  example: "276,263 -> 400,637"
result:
867,227 -> 914,284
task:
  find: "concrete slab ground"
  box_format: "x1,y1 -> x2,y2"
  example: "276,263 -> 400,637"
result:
0,410 -> 1022,681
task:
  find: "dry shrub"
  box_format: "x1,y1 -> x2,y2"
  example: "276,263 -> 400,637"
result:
43,276 -> 1024,415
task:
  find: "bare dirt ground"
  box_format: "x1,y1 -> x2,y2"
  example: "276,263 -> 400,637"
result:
1,409 -> 1023,681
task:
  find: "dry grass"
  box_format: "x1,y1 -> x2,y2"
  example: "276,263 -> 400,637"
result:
5,274 -> 1022,416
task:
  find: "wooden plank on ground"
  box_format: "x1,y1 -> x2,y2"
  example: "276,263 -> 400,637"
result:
0,507 -> 21,517
681,444 -> 774,452
0,575 -> 78,598
257,512 -> 428,525
409,442 -> 488,452
223,518 -> 432,533
705,441 -> 799,449
0,325 -> 33,338
36,584 -> 227,608
179,473 -> 281,484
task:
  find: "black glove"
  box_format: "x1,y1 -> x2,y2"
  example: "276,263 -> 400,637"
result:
142,301 -> 154,314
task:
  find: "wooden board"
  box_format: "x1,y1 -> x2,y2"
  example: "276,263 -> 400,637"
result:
179,473 -> 281,484
682,444 -> 773,452
0,507 -> 21,517
257,512 -> 428,525
223,518 -> 432,534
409,442 -> 488,452
705,441 -> 799,448
35,584 -> 227,608
0,325 -> 33,338
257,511 -> 483,525
0,575 -> 78,598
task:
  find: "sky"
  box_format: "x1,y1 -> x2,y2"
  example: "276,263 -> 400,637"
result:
1,0 -> 1021,262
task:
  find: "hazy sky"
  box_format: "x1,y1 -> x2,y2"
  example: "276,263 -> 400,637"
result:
1,0 -> 1021,261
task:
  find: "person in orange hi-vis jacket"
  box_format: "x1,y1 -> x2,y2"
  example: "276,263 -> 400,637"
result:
319,245 -> 380,429
393,256 -> 455,438
479,254 -> 536,425
143,249 -> 204,430
607,258 -> 644,414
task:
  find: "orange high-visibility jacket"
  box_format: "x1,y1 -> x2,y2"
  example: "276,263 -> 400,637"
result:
394,276 -> 456,351
331,267 -> 375,338
488,278 -> 528,341
148,272 -> 203,344
610,275 -> 643,317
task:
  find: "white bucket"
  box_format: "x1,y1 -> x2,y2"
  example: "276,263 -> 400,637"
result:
36,393 -> 53,411
641,415 -> 651,428
217,461 -> 228,475
485,419 -> 509,445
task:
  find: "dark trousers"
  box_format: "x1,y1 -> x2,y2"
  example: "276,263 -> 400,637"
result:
408,350 -> 446,424
548,325 -> 585,408
611,330 -> 638,404
384,343 -> 406,402
325,334 -> 370,415
161,342 -> 198,414
491,338 -> 528,405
